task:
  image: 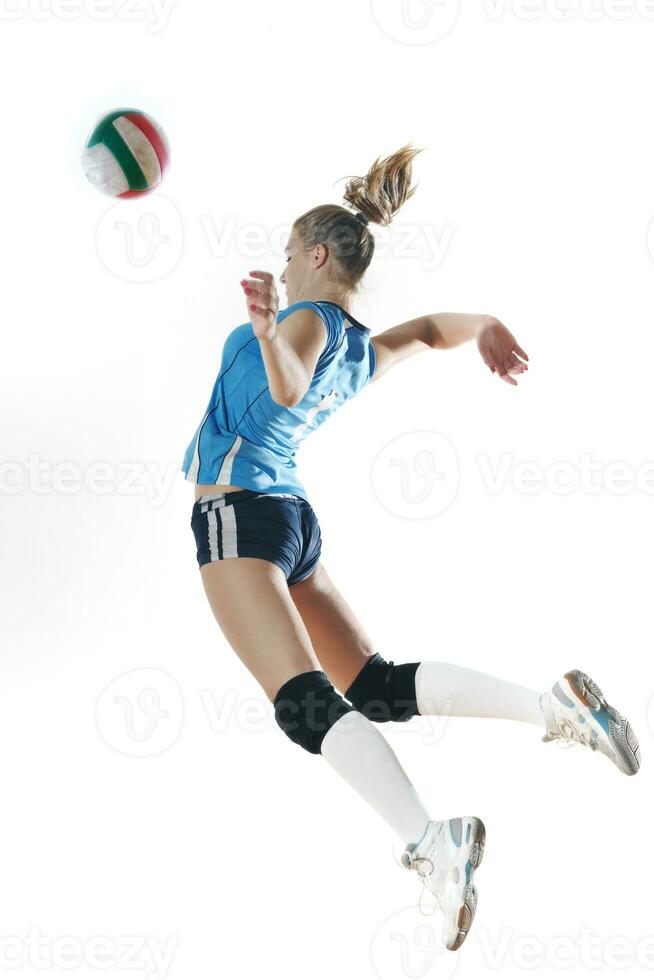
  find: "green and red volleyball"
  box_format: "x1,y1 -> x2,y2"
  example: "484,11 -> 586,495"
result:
82,108 -> 170,198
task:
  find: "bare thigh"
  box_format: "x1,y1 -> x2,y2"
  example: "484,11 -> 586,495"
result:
200,556 -> 320,702
288,561 -> 376,694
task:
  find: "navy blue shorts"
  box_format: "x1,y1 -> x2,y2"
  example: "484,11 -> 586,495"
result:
190,489 -> 322,587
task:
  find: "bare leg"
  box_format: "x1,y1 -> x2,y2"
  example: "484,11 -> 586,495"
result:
290,561 -> 543,726
199,556 -> 431,843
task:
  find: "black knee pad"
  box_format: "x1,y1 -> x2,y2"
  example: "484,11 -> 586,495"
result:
344,653 -> 420,723
274,670 -> 354,755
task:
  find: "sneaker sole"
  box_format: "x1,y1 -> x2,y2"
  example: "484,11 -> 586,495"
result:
448,816 -> 485,952
565,670 -> 640,776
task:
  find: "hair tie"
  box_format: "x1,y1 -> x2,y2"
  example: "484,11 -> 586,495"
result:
353,210 -> 370,227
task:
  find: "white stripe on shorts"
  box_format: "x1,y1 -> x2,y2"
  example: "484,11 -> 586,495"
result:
219,505 -> 239,558
207,509 -> 220,561
206,503 -> 239,561
199,492 -> 227,512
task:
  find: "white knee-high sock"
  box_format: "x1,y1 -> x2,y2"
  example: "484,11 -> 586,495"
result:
320,710 -> 431,846
415,662 -> 544,727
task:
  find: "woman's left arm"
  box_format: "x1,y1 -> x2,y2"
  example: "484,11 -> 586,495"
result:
370,312 -> 529,386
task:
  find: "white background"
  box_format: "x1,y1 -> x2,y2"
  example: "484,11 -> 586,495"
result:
1,0 -> 653,978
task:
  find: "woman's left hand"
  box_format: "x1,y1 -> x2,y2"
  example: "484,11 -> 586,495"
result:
476,317 -> 529,386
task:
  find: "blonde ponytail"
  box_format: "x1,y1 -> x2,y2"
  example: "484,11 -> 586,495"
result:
293,144 -> 423,289
342,143 -> 422,227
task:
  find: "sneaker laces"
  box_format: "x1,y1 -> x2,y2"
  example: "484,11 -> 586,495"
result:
543,715 -> 598,752
402,852 -> 443,918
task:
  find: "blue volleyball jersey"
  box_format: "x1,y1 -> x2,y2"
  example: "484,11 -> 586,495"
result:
181,300 -> 377,502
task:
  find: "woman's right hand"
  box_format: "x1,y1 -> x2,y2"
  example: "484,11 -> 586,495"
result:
240,270 -> 280,340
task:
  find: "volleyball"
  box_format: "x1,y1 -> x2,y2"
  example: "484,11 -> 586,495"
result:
82,108 -> 170,198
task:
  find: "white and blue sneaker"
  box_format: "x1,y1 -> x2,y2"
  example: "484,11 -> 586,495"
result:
540,670 -> 640,776
401,816 -> 485,952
